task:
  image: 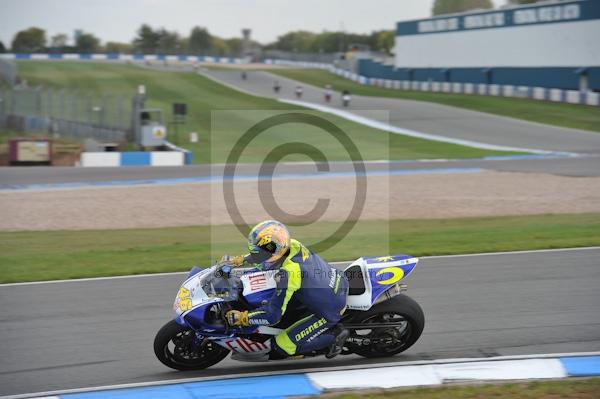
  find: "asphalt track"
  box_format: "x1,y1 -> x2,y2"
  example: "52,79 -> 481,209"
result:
203,69 -> 600,154
1,248 -> 599,397
2,155 -> 600,189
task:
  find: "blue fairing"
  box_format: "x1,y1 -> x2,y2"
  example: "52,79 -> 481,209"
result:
187,266 -> 202,278
184,302 -> 216,329
244,288 -> 276,308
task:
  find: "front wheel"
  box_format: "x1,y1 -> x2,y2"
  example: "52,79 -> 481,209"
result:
346,294 -> 424,358
153,320 -> 229,370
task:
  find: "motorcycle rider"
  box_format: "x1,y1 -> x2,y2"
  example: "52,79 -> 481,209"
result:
324,84 -> 332,103
222,220 -> 349,359
341,89 -> 351,107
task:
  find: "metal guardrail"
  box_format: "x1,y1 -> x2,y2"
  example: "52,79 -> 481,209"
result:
266,59 -> 600,107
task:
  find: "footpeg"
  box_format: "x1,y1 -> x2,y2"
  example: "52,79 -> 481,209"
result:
326,328 -> 350,359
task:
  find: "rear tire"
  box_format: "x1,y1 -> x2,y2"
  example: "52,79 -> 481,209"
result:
347,294 -> 424,358
154,320 -> 229,370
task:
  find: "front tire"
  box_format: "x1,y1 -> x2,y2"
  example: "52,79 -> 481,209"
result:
346,294 -> 424,358
153,320 -> 229,370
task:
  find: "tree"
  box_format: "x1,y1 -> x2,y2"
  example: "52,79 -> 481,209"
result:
210,37 -> 230,56
271,31 -> 316,52
50,33 -> 68,52
76,32 -> 100,53
432,0 -> 493,16
51,33 -> 68,48
188,26 -> 211,54
105,41 -> 133,53
155,29 -> 180,54
0,41 -> 6,53
11,27 -> 46,53
310,31 -> 343,53
225,38 -> 243,55
374,30 -> 394,54
133,24 -> 159,53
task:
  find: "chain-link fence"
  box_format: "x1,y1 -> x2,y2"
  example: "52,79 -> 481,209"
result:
0,86 -> 132,142
0,59 -> 17,87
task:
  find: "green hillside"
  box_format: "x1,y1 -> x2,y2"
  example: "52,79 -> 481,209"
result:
14,61 -> 521,163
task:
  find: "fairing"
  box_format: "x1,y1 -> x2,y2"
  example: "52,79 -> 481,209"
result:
345,255 -> 419,310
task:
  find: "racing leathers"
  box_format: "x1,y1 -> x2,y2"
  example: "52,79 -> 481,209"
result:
244,239 -> 348,356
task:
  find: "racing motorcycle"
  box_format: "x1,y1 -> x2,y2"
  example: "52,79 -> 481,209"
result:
154,254 -> 424,370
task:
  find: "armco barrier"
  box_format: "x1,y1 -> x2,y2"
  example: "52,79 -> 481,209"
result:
0,53 -> 246,64
80,151 -> 190,167
264,59 -> 600,107
21,353 -> 600,399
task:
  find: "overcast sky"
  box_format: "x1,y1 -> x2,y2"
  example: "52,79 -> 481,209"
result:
0,0 -> 502,47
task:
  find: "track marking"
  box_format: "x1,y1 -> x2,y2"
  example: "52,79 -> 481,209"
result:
4,351 -> 599,399
199,69 -> 577,156
1,247 -> 598,287
280,99 -> 575,156
0,167 -> 483,192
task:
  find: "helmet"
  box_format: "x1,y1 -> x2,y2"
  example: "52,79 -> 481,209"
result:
247,220 -> 290,268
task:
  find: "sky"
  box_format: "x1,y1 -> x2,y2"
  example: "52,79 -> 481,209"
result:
0,0 -> 502,47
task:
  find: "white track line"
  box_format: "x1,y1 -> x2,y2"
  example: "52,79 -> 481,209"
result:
198,70 -> 573,156
4,351 -> 599,399
1,246 -> 598,287
280,99 -> 574,156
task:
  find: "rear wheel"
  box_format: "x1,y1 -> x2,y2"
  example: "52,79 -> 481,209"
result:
346,294 -> 424,358
153,320 -> 229,370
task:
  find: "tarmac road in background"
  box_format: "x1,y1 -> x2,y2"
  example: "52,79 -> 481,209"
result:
1,248 -> 598,396
202,69 -> 600,154
2,155 -> 600,188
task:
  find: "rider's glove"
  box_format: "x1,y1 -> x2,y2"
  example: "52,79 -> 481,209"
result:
220,254 -> 246,267
225,310 -> 249,327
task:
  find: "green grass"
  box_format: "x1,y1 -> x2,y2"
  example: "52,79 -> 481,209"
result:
270,69 -> 600,133
14,61 -> 521,163
328,378 -> 600,399
1,213 -> 598,283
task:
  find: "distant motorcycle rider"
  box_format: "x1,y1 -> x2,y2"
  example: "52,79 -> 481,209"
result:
222,220 -> 349,359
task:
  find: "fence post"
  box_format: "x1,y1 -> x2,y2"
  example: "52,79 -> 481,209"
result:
59,89 -> 65,120
35,86 -> 42,116
0,88 -> 4,127
116,96 -> 123,130
72,91 -> 79,122
87,95 -> 92,124
101,94 -> 108,127
47,88 -> 54,118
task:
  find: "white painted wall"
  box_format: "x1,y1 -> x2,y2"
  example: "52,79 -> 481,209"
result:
394,20 -> 600,67
80,152 -> 120,167
150,151 -> 184,166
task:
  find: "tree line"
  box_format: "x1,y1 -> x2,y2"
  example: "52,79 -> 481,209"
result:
2,25 -> 395,56
1,0 -> 541,55
4,25 -> 249,56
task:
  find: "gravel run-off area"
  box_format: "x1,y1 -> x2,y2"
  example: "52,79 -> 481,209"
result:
1,171 -> 599,231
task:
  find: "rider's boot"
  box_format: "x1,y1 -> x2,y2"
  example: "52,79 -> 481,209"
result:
325,326 -> 350,359
268,343 -> 288,360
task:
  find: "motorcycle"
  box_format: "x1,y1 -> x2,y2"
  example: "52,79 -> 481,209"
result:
154,254 -> 424,370
342,93 -> 351,107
